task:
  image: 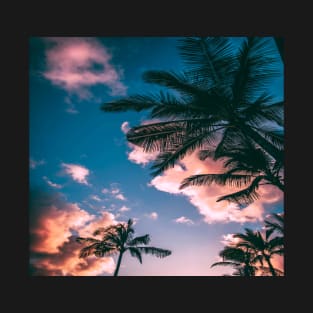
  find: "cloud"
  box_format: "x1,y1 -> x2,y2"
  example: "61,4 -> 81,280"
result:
121,121 -> 130,134
145,212 -> 158,220
220,233 -> 241,246
115,193 -> 126,201
30,158 -> 45,169
127,143 -> 159,166
148,151 -> 283,224
174,216 -> 194,225
119,205 -> 131,212
101,185 -> 127,201
90,195 -> 101,202
43,37 -> 127,104
30,191 -> 118,276
43,176 -> 62,189
61,163 -> 90,185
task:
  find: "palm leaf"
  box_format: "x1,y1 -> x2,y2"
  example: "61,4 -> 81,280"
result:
180,173 -> 253,190
211,261 -> 241,268
128,234 -> 151,246
128,247 -> 143,264
136,246 -> 171,258
217,175 -> 264,205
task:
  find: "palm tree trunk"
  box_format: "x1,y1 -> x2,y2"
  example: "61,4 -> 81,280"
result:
113,251 -> 124,276
265,256 -> 277,277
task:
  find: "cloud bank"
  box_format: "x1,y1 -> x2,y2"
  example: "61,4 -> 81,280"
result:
29,191 -> 118,276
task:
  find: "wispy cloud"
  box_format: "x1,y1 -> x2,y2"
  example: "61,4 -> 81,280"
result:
147,151 -> 283,224
174,216 -> 194,225
145,212 -> 158,220
61,163 -> 90,185
90,195 -> 101,202
119,205 -> 131,212
43,176 -> 62,189
101,184 -> 127,201
121,121 -> 130,134
30,158 -> 45,169
30,192 -> 118,276
42,37 -> 127,108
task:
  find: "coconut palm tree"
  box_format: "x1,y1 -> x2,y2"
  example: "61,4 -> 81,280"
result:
76,218 -> 171,276
211,246 -> 257,276
233,228 -> 283,276
102,37 -> 283,176
264,212 -> 284,239
180,137 -> 284,206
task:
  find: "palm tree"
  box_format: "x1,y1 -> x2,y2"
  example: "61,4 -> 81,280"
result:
211,246 -> 257,276
233,228 -> 283,276
76,218 -> 171,276
180,137 -> 284,206
102,37 -> 283,176
264,212 -> 284,239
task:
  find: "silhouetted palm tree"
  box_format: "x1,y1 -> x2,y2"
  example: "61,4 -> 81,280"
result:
211,246 -> 257,276
180,137 -> 284,206
102,37 -> 283,176
264,212 -> 284,239
76,219 -> 171,276
233,228 -> 283,276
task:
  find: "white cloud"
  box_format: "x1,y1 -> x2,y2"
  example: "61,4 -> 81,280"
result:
119,205 -> 131,212
115,193 -> 126,201
121,121 -> 130,134
146,212 -> 158,220
220,233 -> 241,246
90,195 -> 101,202
174,216 -> 194,225
43,37 -> 127,105
61,163 -> 90,185
127,143 -> 159,166
43,176 -> 62,189
101,188 -> 109,194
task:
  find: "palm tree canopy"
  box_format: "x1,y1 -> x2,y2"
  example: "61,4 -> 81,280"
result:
102,36 -> 283,177
76,219 -> 171,264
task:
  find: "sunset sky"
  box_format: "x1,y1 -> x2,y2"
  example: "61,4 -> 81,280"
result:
29,37 -> 284,276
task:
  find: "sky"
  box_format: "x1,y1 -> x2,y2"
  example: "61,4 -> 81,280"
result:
29,36 -> 284,276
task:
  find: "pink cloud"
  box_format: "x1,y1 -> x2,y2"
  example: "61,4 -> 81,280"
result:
148,151 -> 283,224
43,37 -> 127,102
30,195 -> 118,276
115,193 -> 126,201
61,163 -> 90,185
119,205 -> 131,213
174,216 -> 194,225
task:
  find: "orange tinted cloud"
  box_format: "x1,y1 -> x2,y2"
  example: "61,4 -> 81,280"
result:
30,193 -> 118,276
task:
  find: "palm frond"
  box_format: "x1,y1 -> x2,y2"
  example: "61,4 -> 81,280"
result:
178,37 -> 237,91
136,246 -> 172,258
128,234 -> 151,246
76,237 -> 100,244
101,94 -> 159,112
128,247 -> 143,264
142,70 -> 208,96
180,173 -> 253,190
150,129 -> 219,176
234,37 -> 282,104
211,261 -> 241,268
217,175 -> 264,205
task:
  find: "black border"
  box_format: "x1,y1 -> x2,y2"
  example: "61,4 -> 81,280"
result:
9,3 -> 300,309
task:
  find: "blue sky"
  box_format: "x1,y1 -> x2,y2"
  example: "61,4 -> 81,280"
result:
29,37 -> 283,276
